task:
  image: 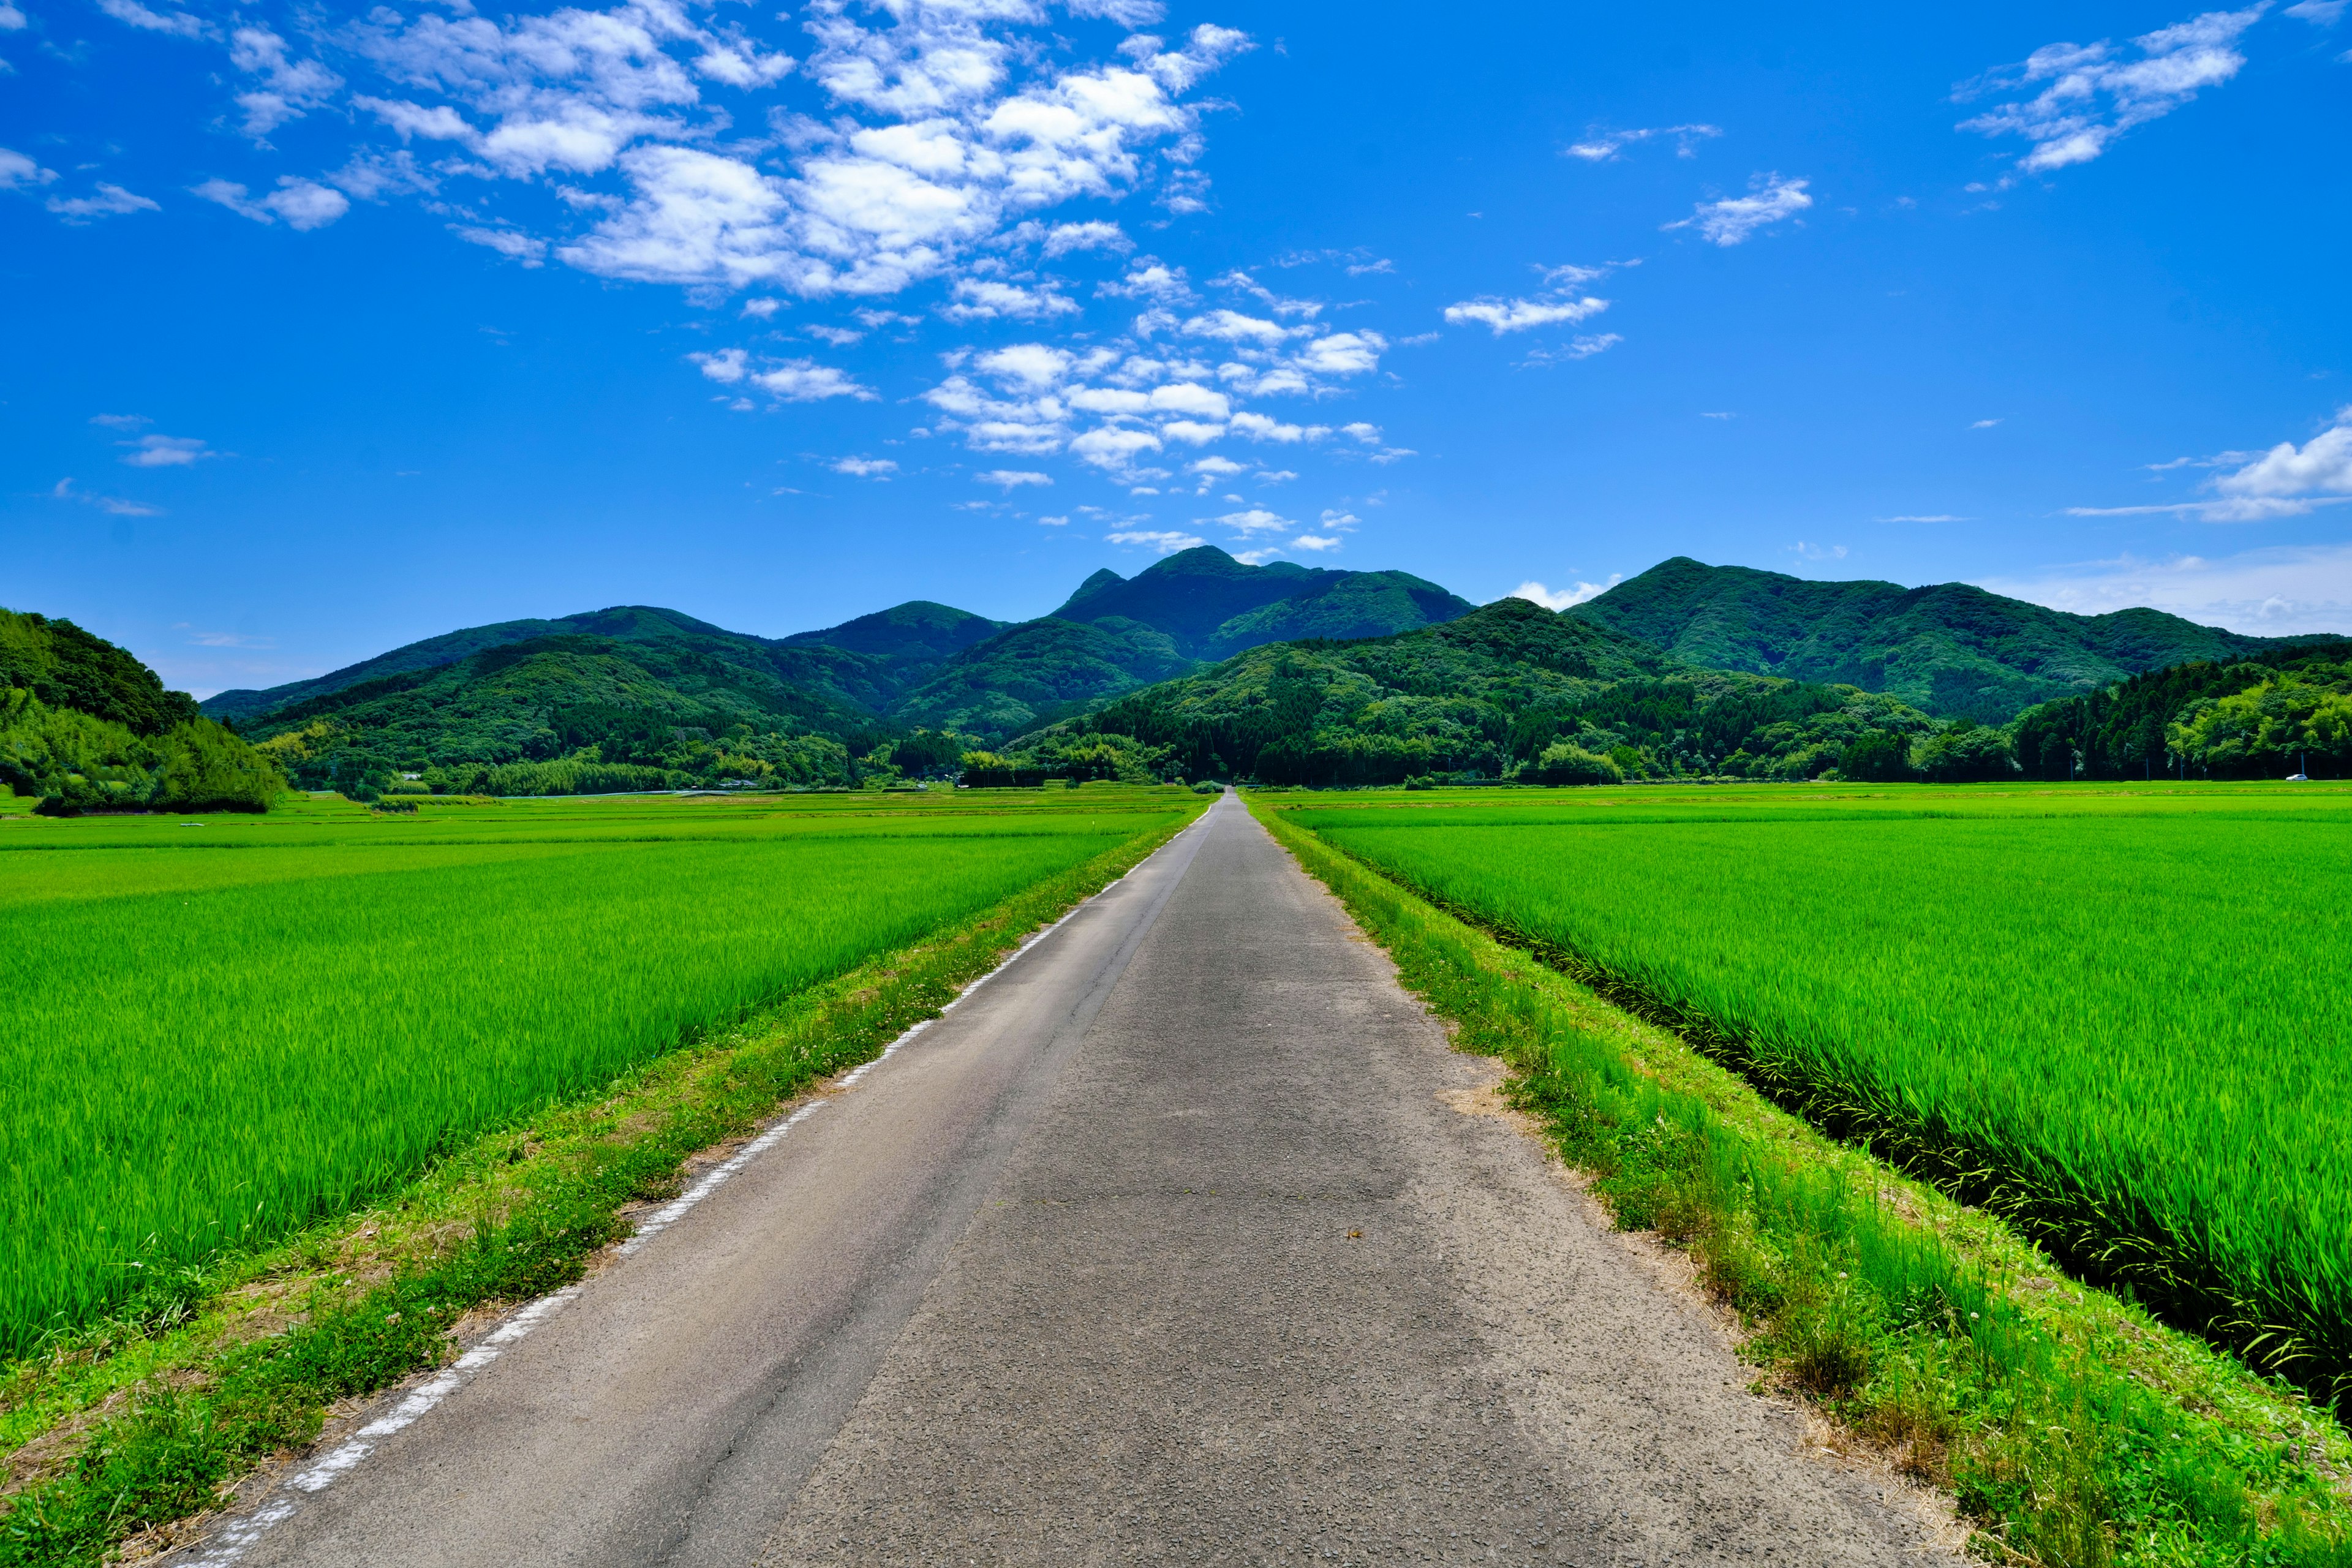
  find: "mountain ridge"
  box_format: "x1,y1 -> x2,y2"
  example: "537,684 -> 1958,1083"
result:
1567,557 -> 2326,722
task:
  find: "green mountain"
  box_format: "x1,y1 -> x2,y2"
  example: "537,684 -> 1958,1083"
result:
1051,546 -> 1475,657
203,548 -> 1480,785
1,608 -> 284,812
1011,595 -> 1957,786
1567,557 -> 2323,723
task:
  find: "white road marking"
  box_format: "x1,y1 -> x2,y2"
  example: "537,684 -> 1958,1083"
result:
180,814 -> 1204,1565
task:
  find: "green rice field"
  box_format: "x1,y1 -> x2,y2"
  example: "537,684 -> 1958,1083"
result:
1278,781 -> 2352,1401
0,787 -> 1196,1354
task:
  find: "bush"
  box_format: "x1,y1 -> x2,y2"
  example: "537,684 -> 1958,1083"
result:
1522,742 -> 1625,786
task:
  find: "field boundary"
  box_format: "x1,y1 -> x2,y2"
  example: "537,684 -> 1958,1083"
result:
1250,795 -> 2352,1567
1287,811 -> 2341,1409
0,800 -> 1205,1568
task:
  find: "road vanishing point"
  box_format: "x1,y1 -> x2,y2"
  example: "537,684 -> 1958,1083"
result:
193,794 -> 1951,1568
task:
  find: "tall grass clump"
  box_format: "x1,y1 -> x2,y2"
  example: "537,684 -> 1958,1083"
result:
0,805 -> 1181,1352
1290,796 -> 2352,1407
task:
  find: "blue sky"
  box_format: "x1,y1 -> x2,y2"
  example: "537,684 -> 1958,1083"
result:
3,0 -> 2348,696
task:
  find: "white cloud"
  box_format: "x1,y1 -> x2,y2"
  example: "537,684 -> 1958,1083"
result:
1188,456 -> 1244,477
751,358 -> 874,401
1232,546 -> 1281,565
1182,308 -> 1290,346
1338,422 -> 1380,443
1317,509 -> 1359,530
1158,420 -> 1224,445
742,298 -> 782,318
1564,124 -> 1722,161
804,323 -> 863,345
45,183 -> 160,221
1979,544 -> 2352,636
2067,408 -> 2352,521
1147,380 -> 1229,419
833,456 -> 898,478
1294,331 -> 1385,375
453,225 -> 547,264
1229,412 -> 1327,443
976,468 -> 1050,488
1790,541 -> 1849,561
1956,8 -> 2264,175
193,176 -> 349,230
96,0 -> 206,38
1099,261 -> 1192,301
1510,576 -> 1621,610
2212,406 -> 2352,505
1444,295 -> 1608,334
1665,173 -> 1812,245
0,147 -> 54,189
1042,219 -> 1129,255
1038,513 -> 1069,526
1207,507 -> 1291,534
228,26 -> 343,140
1288,533 -> 1341,552
1521,334 -> 1623,366
1071,425 -> 1162,472
51,477 -> 163,516
2286,0 -> 2347,19
0,4 -> 23,29
1972,418 -> 2003,428
975,342 -> 1074,387
940,276 -> 1078,321
690,348 -> 748,383
1876,514 -> 1970,524
1107,529 -> 1204,552
119,434 -> 211,467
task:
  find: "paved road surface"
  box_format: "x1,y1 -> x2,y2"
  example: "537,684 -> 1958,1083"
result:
209,794 -> 1948,1567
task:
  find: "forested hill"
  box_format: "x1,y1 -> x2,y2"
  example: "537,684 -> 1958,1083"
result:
1567,557 -> 2320,723
1,608 -> 283,812
2009,640 -> 2352,780
1006,595 -> 1966,787
1049,546 -> 1475,657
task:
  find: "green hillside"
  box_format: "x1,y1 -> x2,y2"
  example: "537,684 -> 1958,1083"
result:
1569,557 -> 2321,722
1010,595 -> 1951,786
1,608 -> 284,812
2011,641 -> 2352,780
777,599 -> 1009,663
891,617 -> 1193,738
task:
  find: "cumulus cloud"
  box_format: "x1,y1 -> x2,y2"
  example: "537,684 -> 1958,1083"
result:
1665,173 -> 1812,245
2067,408 -> 2352,521
194,176 -> 350,230
1289,533 -> 1341,551
45,183 -> 161,221
691,347 -> 871,401
976,467 -> 1050,488
832,456 -> 897,478
229,26 -> 344,140
453,225 -> 548,264
1521,333 -> 1623,366
1956,7 -> 2264,175
0,4 -> 24,29
1228,412 -> 1327,443
119,434 -> 212,467
940,276 -> 1077,321
1445,295 -> 1606,334
1510,577 -> 1621,611
1041,219 -> 1129,255
1207,507 -> 1291,534
1564,124 -> 1722,161
1107,529 -> 1204,553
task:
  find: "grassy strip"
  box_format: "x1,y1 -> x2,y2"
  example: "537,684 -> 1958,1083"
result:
1252,797 -> 2352,1568
0,804 -> 1200,1567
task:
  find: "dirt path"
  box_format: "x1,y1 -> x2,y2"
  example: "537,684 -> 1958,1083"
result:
189,794 -> 1951,1567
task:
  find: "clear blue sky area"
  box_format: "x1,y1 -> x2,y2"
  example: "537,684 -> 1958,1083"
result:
4,0 -> 2348,694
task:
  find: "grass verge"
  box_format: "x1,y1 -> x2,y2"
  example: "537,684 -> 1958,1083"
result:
1252,796 -> 2352,1568
0,803 -> 1200,1567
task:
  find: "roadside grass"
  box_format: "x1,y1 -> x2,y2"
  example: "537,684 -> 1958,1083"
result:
1251,791 -> 2352,1568
1,790 -> 1189,1350
0,791 -> 1202,1568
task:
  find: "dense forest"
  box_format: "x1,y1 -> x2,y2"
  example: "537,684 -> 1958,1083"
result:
2011,643 -> 2352,780
993,597 -> 1975,786
0,609 -> 284,812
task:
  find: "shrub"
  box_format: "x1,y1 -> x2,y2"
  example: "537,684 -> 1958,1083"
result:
1523,742 -> 1625,786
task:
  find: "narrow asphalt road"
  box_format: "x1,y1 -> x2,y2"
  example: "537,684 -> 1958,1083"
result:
208,794 -> 1948,1567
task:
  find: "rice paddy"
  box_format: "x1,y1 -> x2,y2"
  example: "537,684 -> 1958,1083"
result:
1277,780 -> 2352,1400
0,787 -> 1197,1354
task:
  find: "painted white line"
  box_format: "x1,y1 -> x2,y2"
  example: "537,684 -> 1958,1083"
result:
181,812 -> 1207,1566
